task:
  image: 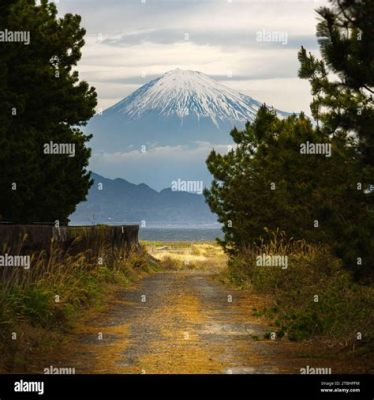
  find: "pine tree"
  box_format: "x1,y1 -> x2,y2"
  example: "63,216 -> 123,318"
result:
205,1 -> 374,280
298,0 -> 374,280
0,0 -> 97,224
298,0 -> 374,165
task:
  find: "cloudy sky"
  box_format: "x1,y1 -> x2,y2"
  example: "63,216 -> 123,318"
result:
58,0 -> 327,115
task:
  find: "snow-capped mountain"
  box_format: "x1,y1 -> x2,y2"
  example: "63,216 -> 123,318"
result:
107,68 -> 262,125
88,69 -> 288,152
87,69 -> 289,190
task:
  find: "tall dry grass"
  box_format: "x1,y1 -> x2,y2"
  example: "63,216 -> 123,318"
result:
0,231 -> 154,372
228,229 -> 374,351
143,241 -> 227,272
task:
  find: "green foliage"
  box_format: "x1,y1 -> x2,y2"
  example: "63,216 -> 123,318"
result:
298,0 -> 374,166
228,241 -> 374,345
14,287 -> 54,325
205,106 -> 373,279
205,0 -> 374,281
296,0 -> 374,279
0,0 -> 97,224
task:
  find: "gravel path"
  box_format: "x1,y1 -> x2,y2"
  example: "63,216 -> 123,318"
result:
51,270 -> 351,374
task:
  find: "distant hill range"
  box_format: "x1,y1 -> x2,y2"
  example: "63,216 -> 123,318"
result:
70,172 -> 217,227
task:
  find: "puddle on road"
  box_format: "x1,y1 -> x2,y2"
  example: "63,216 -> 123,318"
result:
199,322 -> 258,336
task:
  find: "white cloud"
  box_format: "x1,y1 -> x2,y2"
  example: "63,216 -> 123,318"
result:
61,0 -> 327,113
89,141 -> 230,189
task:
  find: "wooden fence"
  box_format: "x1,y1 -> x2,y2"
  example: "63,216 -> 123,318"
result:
0,224 -> 139,256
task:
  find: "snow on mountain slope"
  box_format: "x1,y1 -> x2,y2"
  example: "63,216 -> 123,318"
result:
105,68 -> 266,127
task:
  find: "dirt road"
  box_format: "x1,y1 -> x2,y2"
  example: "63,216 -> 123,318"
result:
49,270 -> 346,374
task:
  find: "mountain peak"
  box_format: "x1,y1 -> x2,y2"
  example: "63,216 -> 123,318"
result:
163,68 -> 201,76
106,69 -> 263,125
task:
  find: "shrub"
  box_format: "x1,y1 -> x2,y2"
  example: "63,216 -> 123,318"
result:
228,233 -> 374,347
